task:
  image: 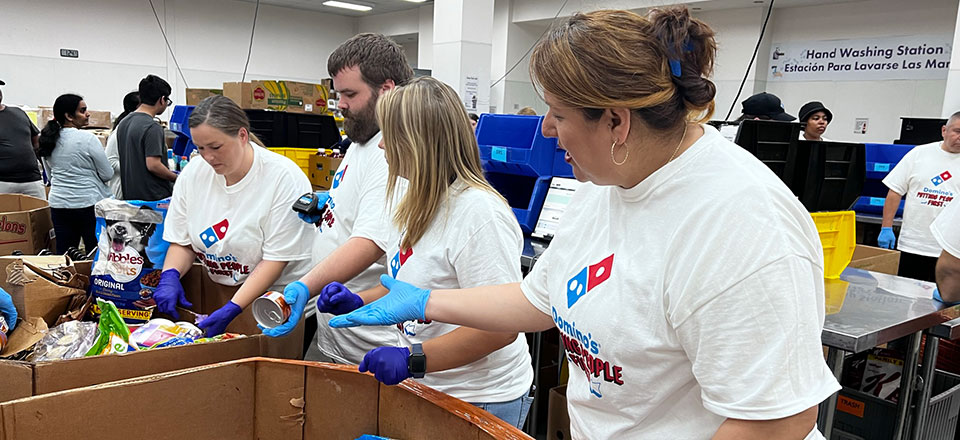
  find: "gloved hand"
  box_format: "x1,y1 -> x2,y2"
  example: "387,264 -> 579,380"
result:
297,192 -> 331,225
153,269 -> 192,319
0,287 -> 18,331
197,301 -> 242,337
933,288 -> 959,306
329,275 -> 430,328
261,281 -> 310,338
317,282 -> 363,315
878,227 -> 897,249
359,346 -> 411,385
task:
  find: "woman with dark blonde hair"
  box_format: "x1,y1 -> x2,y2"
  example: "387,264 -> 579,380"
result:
316,76 -> 533,428
329,7 -> 839,439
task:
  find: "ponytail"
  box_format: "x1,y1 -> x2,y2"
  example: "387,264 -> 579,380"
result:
38,93 -> 84,157
38,120 -> 61,157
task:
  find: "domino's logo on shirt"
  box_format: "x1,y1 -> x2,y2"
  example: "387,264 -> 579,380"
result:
566,254 -> 614,308
332,165 -> 348,189
389,247 -> 413,278
931,171 -> 952,186
199,219 -> 229,248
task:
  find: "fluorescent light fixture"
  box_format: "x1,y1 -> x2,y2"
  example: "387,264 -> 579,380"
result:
322,1 -> 372,11
405,0 -> 428,3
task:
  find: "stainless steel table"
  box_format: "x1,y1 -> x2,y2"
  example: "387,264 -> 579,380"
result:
910,316 -> 960,439
818,268 -> 958,439
521,237 -> 548,273
855,213 -> 903,227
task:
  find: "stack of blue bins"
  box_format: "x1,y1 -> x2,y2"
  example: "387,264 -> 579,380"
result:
168,105 -> 197,157
851,143 -> 915,217
476,114 -> 573,234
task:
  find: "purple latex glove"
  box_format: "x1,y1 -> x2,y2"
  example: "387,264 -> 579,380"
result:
317,282 -> 364,315
153,269 -> 192,319
197,301 -> 242,337
359,346 -> 411,385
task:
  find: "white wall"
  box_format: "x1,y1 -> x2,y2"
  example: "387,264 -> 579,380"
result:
0,0 -> 358,119
693,7 -> 767,121
358,8 -> 419,36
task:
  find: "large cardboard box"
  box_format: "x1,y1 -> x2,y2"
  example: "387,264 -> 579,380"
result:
0,195 -> 54,256
0,358 -> 532,440
308,154 -> 344,190
849,245 -> 900,276
37,108 -> 111,129
223,80 -> 329,115
0,256 -> 84,329
547,385 -> 570,440
185,88 -> 223,106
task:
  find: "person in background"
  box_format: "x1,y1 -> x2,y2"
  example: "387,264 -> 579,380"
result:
104,91 -> 140,198
468,112 -> 479,130
0,79 -> 45,199
798,101 -> 832,141
0,287 -> 16,332
517,106 -> 537,116
737,92 -> 795,121
329,7 -> 839,439
878,112 -> 960,282
261,34 -> 414,369
118,75 -> 176,201
37,94 -> 113,254
155,95 -> 315,337
319,77 -> 534,428
932,199 -> 960,302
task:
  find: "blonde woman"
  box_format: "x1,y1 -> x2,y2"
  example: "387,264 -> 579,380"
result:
315,77 -> 533,428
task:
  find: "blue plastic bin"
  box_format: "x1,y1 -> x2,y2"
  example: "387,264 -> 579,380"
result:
854,143 -> 914,216
168,105 -> 197,157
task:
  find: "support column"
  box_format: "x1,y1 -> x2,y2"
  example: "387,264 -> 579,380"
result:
432,0 -> 494,114
941,5 -> 960,116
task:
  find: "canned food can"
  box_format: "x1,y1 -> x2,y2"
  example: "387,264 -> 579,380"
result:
0,315 -> 7,353
253,291 -> 291,329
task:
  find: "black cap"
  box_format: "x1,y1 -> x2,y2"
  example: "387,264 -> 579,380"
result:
798,101 -> 832,123
0,79 -> 5,86
741,92 -> 795,121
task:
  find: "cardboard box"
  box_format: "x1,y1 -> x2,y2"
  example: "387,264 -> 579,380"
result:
0,195 -> 54,256
223,80 -> 330,115
849,245 -> 900,276
547,385 -> 570,440
0,358 -> 532,440
37,108 -> 110,129
185,88 -> 223,106
0,255 -> 85,329
308,154 -> 344,190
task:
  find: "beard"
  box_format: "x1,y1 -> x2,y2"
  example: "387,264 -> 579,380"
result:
342,96 -> 380,144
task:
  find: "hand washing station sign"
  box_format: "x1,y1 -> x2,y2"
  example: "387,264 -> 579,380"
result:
768,35 -> 952,81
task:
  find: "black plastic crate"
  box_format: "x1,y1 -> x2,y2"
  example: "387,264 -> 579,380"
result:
734,120 -> 805,196
797,141 -> 865,212
244,110 -> 340,150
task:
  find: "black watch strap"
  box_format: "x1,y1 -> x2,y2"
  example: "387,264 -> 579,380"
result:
408,343 -> 426,379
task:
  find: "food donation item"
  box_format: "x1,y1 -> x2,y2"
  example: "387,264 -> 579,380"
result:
129,319 -> 203,349
86,299 -> 136,356
27,320 -> 99,362
252,291 -> 291,328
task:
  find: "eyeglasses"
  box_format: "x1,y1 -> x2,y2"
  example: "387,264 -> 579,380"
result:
163,97 -> 173,106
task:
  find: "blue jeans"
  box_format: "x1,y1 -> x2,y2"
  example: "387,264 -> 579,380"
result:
470,395 -> 533,429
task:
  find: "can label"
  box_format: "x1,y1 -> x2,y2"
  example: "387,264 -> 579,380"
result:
0,315 -> 7,352
253,291 -> 291,329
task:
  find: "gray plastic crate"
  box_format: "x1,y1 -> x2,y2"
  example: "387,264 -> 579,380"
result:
833,370 -> 960,440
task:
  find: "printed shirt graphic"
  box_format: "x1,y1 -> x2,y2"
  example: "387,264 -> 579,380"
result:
386,182 -> 533,403
311,132 -> 398,365
520,126 -> 839,440
163,144 -> 315,288
883,141 -> 960,256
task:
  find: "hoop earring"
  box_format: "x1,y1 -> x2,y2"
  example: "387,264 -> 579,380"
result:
610,140 -> 628,166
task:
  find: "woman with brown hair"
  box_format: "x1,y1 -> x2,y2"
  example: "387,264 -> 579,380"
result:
330,7 -> 839,439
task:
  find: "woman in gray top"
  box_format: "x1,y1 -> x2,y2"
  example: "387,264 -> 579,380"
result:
38,94 -> 113,254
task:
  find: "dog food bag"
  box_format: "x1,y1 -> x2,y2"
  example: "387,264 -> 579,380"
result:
90,198 -> 171,324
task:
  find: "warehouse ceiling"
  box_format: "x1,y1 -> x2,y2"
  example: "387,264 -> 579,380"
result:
241,0 -> 431,17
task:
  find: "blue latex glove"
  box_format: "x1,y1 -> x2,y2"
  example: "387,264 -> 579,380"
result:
153,269 -> 192,319
933,288 -> 959,306
329,275 -> 430,328
359,346 -> 411,385
878,227 -> 896,249
297,192 -> 331,224
0,287 -> 17,332
197,301 -> 243,337
317,282 -> 363,315
261,281 -> 310,338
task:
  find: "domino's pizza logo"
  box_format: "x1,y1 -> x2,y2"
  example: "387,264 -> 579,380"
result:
332,165 -> 348,189
199,219 -> 229,248
566,254 -> 614,308
389,247 -> 413,277
931,171 -> 952,186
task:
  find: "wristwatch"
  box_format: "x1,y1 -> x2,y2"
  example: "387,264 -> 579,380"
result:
408,343 -> 426,379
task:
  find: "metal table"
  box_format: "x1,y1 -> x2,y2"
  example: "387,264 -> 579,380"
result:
521,237 -> 548,273
855,213 -> 903,227
910,316 -> 960,439
818,268 -> 958,440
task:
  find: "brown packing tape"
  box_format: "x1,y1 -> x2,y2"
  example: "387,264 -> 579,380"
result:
0,317 -> 47,357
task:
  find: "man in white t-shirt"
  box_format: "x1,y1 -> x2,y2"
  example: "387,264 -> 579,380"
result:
261,34 -> 414,365
879,112 -> 960,282
931,200 -> 960,302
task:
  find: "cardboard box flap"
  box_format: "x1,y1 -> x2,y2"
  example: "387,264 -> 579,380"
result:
0,256 -> 84,327
0,317 -> 47,357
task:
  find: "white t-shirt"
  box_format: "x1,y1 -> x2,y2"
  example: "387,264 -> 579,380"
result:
163,144 -> 315,289
932,199 -> 960,258
312,132 -> 396,364
387,182 -> 533,403
883,142 -> 960,257
105,130 -> 123,199
521,125 -> 840,440
799,133 -> 831,141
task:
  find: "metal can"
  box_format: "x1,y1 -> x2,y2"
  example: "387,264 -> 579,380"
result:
252,291 -> 291,329
0,315 -> 8,353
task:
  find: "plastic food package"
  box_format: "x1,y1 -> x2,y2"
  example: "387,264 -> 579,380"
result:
129,319 -> 202,349
85,299 -> 135,356
27,320 -> 99,362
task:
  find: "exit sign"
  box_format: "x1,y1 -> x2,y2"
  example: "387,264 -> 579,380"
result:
60,49 -> 78,58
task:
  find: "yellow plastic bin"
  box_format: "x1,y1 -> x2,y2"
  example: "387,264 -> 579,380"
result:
811,211 -> 856,279
267,147 -> 316,177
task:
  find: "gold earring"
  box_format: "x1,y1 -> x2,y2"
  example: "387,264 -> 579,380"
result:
610,140 -> 628,166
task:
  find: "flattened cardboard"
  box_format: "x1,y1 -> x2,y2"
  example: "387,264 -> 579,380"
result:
0,194 -> 54,256
849,245 -> 901,276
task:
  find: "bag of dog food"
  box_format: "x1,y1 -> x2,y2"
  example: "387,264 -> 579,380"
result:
90,198 -> 171,324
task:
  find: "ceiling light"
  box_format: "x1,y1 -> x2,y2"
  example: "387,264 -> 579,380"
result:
322,1 -> 372,11
405,0 -> 428,3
